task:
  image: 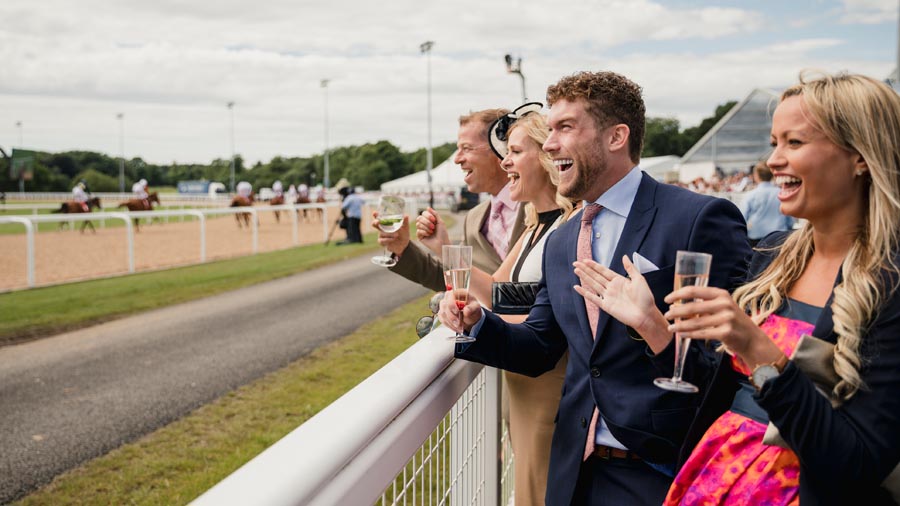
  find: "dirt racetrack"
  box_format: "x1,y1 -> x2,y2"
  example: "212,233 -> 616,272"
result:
0,205 -> 367,291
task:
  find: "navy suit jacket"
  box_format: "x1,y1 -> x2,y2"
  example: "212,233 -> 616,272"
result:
456,173 -> 751,506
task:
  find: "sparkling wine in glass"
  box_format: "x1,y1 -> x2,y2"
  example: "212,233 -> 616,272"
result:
654,250 -> 712,394
371,195 -> 406,267
443,245 -> 474,343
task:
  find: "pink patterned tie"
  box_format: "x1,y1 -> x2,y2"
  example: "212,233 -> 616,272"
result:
487,201 -> 509,258
578,203 -> 603,461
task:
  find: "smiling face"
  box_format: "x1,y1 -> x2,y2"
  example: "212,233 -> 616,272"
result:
542,98 -> 625,202
453,122 -> 507,195
501,127 -> 551,203
767,95 -> 867,229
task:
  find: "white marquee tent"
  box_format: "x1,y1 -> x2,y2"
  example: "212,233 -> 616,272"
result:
380,151 -> 465,196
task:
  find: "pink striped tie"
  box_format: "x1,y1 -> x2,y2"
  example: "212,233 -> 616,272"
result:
578,203 -> 603,461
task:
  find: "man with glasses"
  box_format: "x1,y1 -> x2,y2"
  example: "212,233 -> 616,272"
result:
377,109 -> 526,292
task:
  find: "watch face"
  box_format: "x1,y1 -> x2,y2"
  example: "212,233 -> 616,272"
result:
751,365 -> 780,389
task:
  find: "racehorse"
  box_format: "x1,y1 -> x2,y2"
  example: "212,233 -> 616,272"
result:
118,192 -> 161,232
295,195 -> 312,222
53,196 -> 102,233
230,194 -> 255,228
118,192 -> 160,212
270,194 -> 284,223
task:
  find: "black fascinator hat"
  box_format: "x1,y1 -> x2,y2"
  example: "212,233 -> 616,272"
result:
488,102 -> 543,159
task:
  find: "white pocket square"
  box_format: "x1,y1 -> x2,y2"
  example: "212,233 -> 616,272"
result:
632,252 -> 660,274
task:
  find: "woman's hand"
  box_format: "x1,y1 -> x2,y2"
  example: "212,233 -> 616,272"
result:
574,255 -> 671,352
664,286 -> 775,362
437,289 -> 482,334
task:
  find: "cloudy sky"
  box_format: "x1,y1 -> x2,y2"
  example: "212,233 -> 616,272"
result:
1,0 -> 897,166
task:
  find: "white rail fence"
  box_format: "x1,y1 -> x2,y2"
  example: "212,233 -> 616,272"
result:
0,204 -> 333,289
191,327 -> 508,506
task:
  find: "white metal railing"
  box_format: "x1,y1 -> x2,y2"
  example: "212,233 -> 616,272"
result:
191,327 -> 506,506
0,204 -> 333,289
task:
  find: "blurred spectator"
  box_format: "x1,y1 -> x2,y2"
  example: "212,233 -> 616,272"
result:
740,161 -> 795,246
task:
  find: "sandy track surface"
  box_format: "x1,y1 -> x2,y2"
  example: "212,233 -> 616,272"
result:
0,206 -> 365,291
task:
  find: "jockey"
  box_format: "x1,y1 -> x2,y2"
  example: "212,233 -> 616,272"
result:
132,179 -> 150,210
237,181 -> 253,200
287,184 -> 298,203
298,183 -> 310,202
72,182 -> 89,212
272,180 -> 284,198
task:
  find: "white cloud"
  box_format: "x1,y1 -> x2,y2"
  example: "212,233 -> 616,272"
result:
838,0 -> 898,23
0,0 -> 893,166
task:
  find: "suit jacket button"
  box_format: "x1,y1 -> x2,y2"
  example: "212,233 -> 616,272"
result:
590,367 -> 601,378
580,417 -> 587,428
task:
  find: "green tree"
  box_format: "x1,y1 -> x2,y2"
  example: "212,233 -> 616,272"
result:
642,117 -> 685,157
76,169 -> 119,192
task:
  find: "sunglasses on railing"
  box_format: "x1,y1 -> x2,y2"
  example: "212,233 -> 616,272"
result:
415,292 -> 445,338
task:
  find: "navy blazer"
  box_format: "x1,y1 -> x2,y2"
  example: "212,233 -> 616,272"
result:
681,231 -> 900,505
457,173 -> 751,506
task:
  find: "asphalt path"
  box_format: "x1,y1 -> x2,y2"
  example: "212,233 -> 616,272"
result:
0,254 -> 430,503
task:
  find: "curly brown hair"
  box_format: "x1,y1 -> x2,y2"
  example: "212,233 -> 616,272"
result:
546,71 -> 645,162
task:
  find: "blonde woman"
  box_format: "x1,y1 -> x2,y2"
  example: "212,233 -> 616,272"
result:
575,72 -> 900,504
450,105 -> 575,506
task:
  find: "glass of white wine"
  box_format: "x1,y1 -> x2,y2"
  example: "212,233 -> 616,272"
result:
371,195 -> 406,267
442,245 -> 474,343
654,250 -> 712,393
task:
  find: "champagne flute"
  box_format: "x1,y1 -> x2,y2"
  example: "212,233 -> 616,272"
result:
654,250 -> 712,393
371,195 -> 406,267
443,245 -> 474,343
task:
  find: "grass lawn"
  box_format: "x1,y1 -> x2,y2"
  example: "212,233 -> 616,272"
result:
14,293 -> 429,506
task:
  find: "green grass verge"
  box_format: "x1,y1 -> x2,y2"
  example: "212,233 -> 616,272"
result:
0,235 -> 381,344
14,292 -> 430,506
1,212 -> 455,344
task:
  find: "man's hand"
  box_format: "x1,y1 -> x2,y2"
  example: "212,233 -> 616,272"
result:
373,211 -> 410,257
416,207 -> 450,256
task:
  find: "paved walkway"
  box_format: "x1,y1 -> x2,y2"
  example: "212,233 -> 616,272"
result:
0,254 -> 429,503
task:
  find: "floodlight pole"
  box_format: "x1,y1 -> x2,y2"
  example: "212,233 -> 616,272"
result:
504,54 -> 527,103
228,101 -> 236,193
15,121 -> 23,193
321,79 -> 331,189
420,41 -> 435,209
117,113 -> 125,193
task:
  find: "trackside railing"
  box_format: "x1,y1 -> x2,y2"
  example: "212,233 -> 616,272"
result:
0,204 -> 332,289
191,327 -> 507,506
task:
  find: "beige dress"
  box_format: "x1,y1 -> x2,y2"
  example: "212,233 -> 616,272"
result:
505,213 -> 566,506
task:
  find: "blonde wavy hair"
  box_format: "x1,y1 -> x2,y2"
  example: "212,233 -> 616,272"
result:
505,112 -> 575,229
733,72 -> 900,404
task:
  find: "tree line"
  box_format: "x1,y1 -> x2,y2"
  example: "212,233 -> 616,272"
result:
0,101 -> 734,193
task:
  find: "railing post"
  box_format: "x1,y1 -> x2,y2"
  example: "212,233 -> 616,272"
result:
291,205 -> 299,246
250,209 -> 259,254
322,205 -> 329,243
484,367 -> 502,506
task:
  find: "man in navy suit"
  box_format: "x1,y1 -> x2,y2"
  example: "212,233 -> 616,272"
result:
440,71 -> 751,505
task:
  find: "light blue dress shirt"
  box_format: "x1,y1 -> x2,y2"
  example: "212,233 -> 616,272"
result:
582,166 -> 642,451
740,182 -> 795,240
469,167 -> 644,451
